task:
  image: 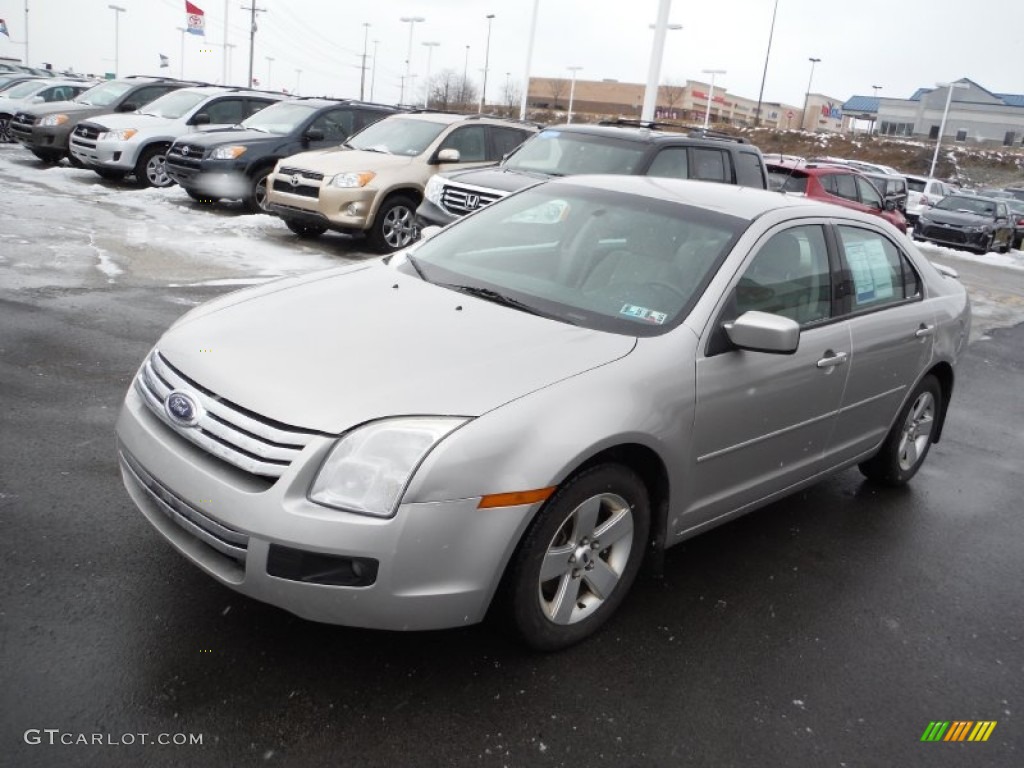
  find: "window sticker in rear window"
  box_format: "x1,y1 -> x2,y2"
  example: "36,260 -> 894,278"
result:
845,240 -> 894,303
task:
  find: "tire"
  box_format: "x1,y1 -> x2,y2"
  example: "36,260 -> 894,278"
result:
67,153 -> 85,169
859,374 -> 941,487
184,188 -> 215,204
997,234 -> 1010,254
1014,236 -> 1023,251
133,145 -> 173,188
284,219 -> 327,238
367,194 -> 418,253
95,168 -> 126,181
975,235 -> 993,255
31,148 -> 63,164
244,167 -> 273,214
503,463 -> 650,651
0,115 -> 12,143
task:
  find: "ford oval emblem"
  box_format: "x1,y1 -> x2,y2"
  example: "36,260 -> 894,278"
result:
165,390 -> 201,427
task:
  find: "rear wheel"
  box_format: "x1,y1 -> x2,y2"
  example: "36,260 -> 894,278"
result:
134,145 -> 173,188
367,194 -> 417,253
284,219 -> 327,238
503,464 -> 650,651
859,375 -> 941,486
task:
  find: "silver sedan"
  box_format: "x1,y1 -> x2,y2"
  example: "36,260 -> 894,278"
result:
116,176 -> 970,650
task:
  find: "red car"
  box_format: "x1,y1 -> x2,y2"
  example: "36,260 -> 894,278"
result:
767,160 -> 908,230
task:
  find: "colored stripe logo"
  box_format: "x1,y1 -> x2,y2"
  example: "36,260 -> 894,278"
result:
921,721 -> 997,742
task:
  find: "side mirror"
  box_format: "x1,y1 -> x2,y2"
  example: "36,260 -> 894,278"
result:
725,311 -> 800,354
436,148 -> 461,163
883,198 -> 896,211
31,95 -> 45,103
117,101 -> 138,112
303,127 -> 325,142
420,225 -> 442,241
190,112 -> 211,126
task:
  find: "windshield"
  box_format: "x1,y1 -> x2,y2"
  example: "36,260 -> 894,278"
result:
767,169 -> 807,193
141,90 -> 208,119
505,130 -> 647,176
934,196 -> 997,216
407,183 -> 744,336
76,80 -> 134,107
347,117 -> 446,155
241,102 -> 317,134
2,80 -> 46,98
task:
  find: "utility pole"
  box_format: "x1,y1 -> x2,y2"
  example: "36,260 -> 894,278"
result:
479,14 -> 495,113
222,0 -> 229,86
24,0 -> 30,67
359,23 -> 370,100
240,2 -> 266,88
176,27 -> 187,79
265,56 -> 274,90
370,40 -> 379,101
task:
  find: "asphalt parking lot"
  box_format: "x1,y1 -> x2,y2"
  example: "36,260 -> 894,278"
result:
1,145 -> 1022,767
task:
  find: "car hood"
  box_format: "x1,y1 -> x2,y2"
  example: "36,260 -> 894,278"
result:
280,147 -> 413,174
85,111 -> 177,131
923,209 -> 994,227
158,262 -> 635,433
174,128 -> 280,149
13,99 -> 95,117
442,166 -> 549,193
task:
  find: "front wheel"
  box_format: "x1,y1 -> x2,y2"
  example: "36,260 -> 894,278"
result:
0,115 -> 12,143
244,168 -> 272,213
31,148 -> 63,164
503,464 -> 650,651
367,195 -> 417,253
859,374 -> 941,486
284,219 -> 327,238
134,145 -> 173,188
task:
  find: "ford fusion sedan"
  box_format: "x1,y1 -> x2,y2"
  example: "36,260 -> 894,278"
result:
913,194 -> 1014,254
116,177 -> 970,650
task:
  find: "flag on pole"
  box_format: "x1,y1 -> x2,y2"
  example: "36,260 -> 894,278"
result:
159,54 -> 170,69
185,2 -> 206,36
0,19 -> 10,38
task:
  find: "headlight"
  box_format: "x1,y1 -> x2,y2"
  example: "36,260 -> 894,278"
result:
40,114 -> 69,127
330,171 -> 375,188
211,145 -> 246,160
309,417 -> 467,518
98,128 -> 137,141
424,174 -> 445,205
966,224 -> 989,233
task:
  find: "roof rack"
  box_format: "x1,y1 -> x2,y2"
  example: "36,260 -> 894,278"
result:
597,118 -> 671,129
687,128 -> 749,144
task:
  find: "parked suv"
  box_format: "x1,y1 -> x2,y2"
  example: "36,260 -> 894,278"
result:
904,174 -> 952,225
165,98 -> 398,212
0,78 -> 92,143
767,160 -> 907,230
11,76 -> 197,164
265,111 -> 537,251
69,86 -> 286,187
417,122 -> 768,229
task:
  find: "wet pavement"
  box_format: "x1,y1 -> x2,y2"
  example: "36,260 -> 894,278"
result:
1,144 -> 1022,767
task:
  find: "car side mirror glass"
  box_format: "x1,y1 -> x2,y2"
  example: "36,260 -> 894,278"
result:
190,112 -> 211,126
884,198 -> 896,211
725,311 -> 800,354
117,102 -> 138,112
436,148 -> 461,163
304,127 -> 325,142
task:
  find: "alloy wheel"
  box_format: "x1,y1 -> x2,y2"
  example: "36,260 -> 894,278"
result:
897,390 -> 935,472
382,204 -> 416,249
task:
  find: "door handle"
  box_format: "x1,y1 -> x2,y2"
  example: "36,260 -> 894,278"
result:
915,324 -> 935,339
816,351 -> 848,369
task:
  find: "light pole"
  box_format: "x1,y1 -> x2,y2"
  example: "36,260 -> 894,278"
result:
802,57 -> 820,131
754,0 -> 779,126
176,26 -> 187,79
422,41 -> 439,109
519,0 -> 540,120
641,0 -> 675,123
399,16 -> 425,105
479,13 -> 496,113
107,5 -> 126,78
870,84 -> 882,134
929,81 -> 969,178
701,69 -> 726,130
644,22 -> 681,118
370,39 -> 380,101
462,45 -> 470,105
265,56 -> 274,90
24,0 -> 29,67
294,68 -> 301,96
566,66 -> 582,123
359,23 -> 370,100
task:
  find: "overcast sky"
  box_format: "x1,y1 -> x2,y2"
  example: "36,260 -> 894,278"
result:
2,0 -> 1021,109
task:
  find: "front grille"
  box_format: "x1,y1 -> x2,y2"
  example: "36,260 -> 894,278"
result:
271,180 -> 319,199
11,112 -> 35,134
135,349 -> 321,479
440,184 -> 506,216
279,166 -> 324,182
922,225 -> 967,244
166,145 -> 203,170
121,449 -> 249,562
73,123 -> 102,141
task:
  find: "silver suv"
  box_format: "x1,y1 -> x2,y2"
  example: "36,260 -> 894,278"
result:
69,86 -> 285,187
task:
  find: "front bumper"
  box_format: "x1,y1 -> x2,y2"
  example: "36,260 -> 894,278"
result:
416,198 -> 459,228
116,385 -> 535,630
166,157 -> 249,198
915,221 -> 991,251
266,172 -> 376,231
68,135 -> 139,171
10,122 -> 71,153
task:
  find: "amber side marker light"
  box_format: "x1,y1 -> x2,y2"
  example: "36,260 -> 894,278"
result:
478,487 -> 557,509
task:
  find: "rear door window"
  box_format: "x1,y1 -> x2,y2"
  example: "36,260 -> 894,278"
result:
203,98 -> 246,124
836,226 -> 921,311
855,176 -> 882,207
691,148 -> 730,182
647,147 -> 689,179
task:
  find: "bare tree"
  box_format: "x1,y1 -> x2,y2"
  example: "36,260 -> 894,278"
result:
547,78 -> 568,109
503,78 -> 522,116
660,79 -> 686,115
427,70 -> 459,111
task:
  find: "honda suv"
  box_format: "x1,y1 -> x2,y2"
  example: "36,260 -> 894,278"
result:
11,76 -> 196,164
165,97 -> 398,212
69,86 -> 286,187
416,122 -> 769,229
265,111 -> 537,252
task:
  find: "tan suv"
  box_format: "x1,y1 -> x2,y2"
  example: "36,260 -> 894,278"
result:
265,112 -> 537,252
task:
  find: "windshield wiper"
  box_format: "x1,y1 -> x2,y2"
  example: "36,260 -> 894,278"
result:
439,283 -> 569,322
404,252 -> 428,281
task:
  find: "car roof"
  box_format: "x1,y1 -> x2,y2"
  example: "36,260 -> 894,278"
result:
175,85 -> 287,98
540,122 -> 755,148
766,161 -> 860,177
546,174 -> 857,221
387,111 -> 530,127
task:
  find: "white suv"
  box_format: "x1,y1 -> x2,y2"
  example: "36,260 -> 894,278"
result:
68,86 -> 285,187
905,174 -> 951,225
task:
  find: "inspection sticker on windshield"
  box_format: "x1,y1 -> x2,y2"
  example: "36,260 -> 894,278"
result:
620,304 -> 667,324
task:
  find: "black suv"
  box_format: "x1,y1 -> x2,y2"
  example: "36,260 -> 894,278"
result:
416,122 -> 768,229
10,76 -> 198,164
165,97 -> 399,212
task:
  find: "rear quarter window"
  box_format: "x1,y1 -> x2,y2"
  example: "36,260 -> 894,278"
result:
735,151 -> 766,188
